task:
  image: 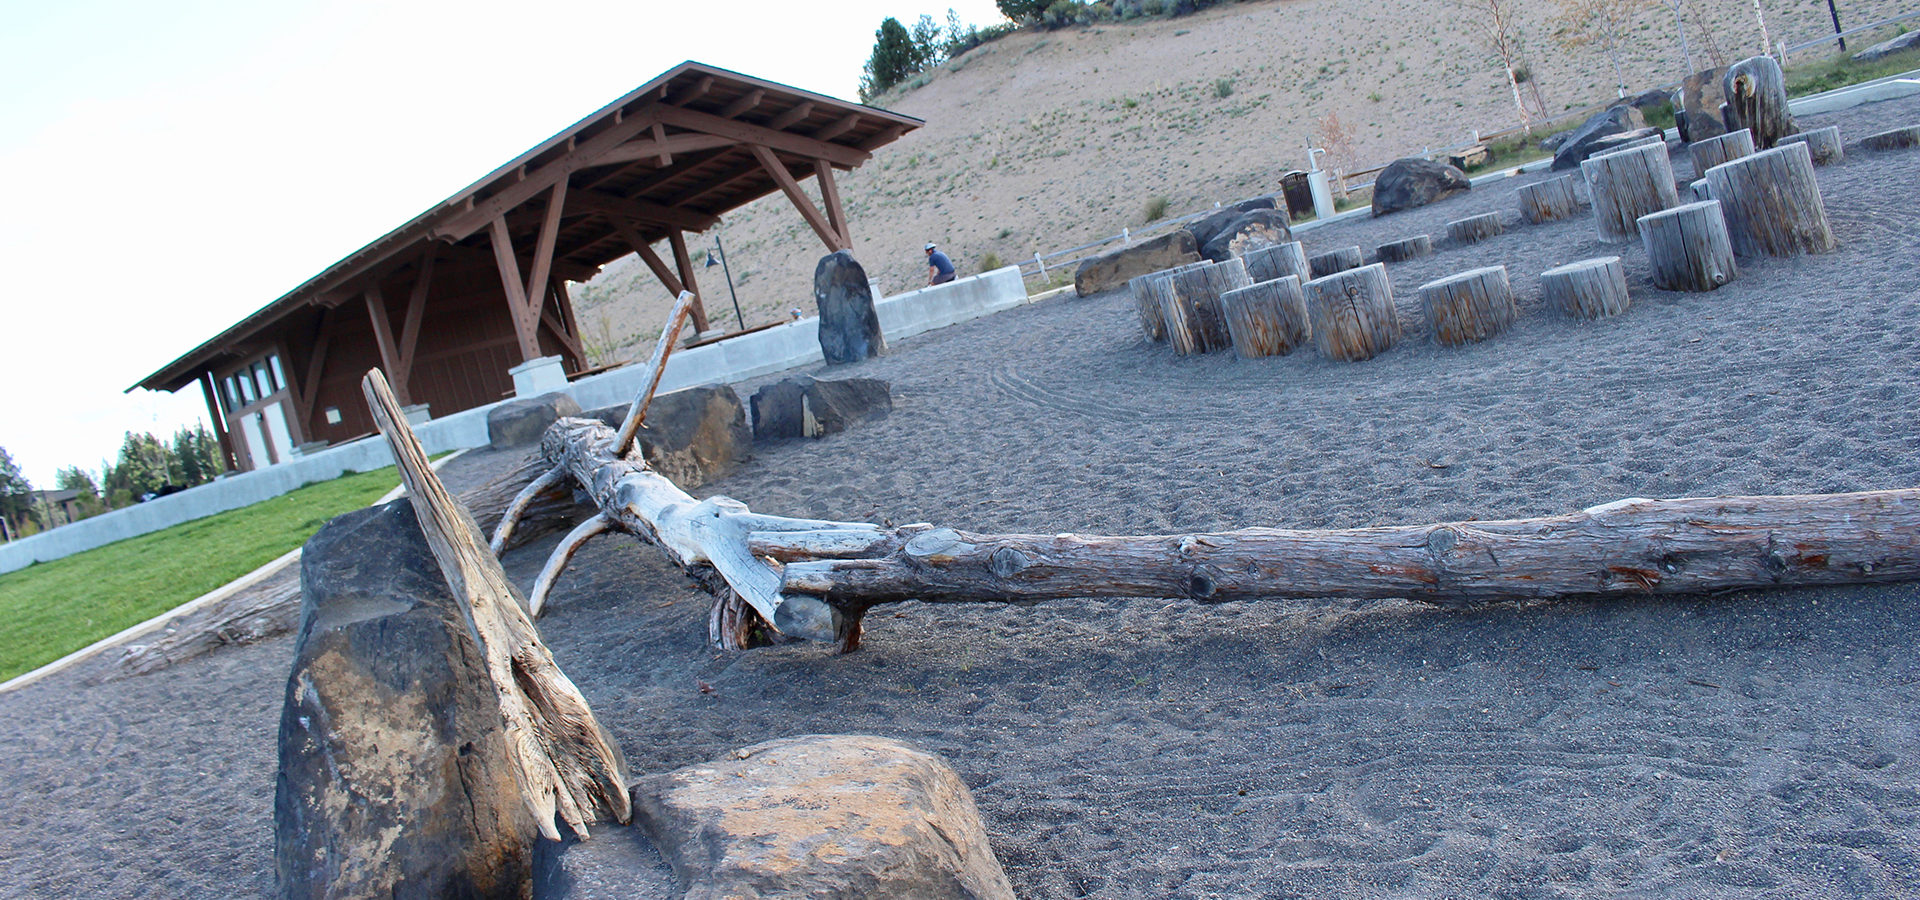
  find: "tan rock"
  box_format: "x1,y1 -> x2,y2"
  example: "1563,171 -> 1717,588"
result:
1073,229 -> 1202,297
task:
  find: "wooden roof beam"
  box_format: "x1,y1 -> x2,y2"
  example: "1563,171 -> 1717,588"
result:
589,133 -> 739,168
751,144 -> 846,252
430,106 -> 665,242
812,113 -> 861,143
766,102 -> 815,131
651,105 -> 867,168
718,89 -> 765,119
566,189 -> 718,232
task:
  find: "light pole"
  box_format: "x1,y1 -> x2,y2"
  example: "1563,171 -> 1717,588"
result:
706,235 -> 745,332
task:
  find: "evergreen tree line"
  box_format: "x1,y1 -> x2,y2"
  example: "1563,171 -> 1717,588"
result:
0,426 -> 225,538
859,9 -> 1016,103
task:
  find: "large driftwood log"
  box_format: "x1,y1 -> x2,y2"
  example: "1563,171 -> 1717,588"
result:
1639,200 -> 1737,292
1776,126 -> 1843,165
1305,263 -> 1401,362
1688,129 -> 1753,179
1541,256 -> 1631,320
1582,141 -> 1679,242
1154,258 -> 1251,354
1518,175 -> 1581,224
1219,276 -> 1311,358
1704,141 -> 1836,257
1419,266 -> 1516,347
363,370 -> 630,842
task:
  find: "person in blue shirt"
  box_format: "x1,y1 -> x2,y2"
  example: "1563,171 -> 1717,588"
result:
924,242 -> 956,286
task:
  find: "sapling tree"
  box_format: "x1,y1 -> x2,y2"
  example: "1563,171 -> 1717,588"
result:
1453,0 -> 1539,133
1557,0 -> 1652,97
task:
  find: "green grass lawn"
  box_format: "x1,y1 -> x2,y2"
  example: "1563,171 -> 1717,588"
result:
0,466 -> 406,681
1785,43 -> 1920,98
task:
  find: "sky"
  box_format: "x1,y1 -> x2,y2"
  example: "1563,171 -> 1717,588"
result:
0,0 -> 1009,486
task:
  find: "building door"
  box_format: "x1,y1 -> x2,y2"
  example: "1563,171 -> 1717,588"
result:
217,350 -> 302,472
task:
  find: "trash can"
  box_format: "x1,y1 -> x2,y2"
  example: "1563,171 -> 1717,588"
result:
1280,171 -> 1313,222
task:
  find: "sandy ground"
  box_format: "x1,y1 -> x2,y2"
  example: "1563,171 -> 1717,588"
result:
572,0 -> 1918,360
2,95 -> 1919,898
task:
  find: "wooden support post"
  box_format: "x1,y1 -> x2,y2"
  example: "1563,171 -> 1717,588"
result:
297,307 -> 337,434
1689,129 -> 1754,179
1241,241 -> 1309,284
1703,142 -> 1836,257
813,158 -> 851,248
667,230 -> 712,334
749,144 -> 847,253
1582,142 -> 1679,243
1638,200 -> 1738,291
1541,257 -> 1631,320
1518,174 -> 1581,224
199,372 -> 239,471
1776,125 -> 1843,164
1375,234 -> 1434,263
1220,275 -> 1311,358
521,180 -> 569,331
1305,262 -> 1401,362
487,216 -> 543,362
1419,265 -> 1517,346
364,285 -> 409,406
1307,246 -> 1363,279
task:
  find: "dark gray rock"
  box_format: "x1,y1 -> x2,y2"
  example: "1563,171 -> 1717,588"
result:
276,500 -> 538,900
813,251 -> 886,365
533,823 -> 675,900
1200,208 -> 1294,261
1235,195 -> 1282,215
630,735 -> 1016,900
1853,28 -> 1920,62
1540,129 -> 1574,151
1628,88 -> 1674,110
1370,158 -> 1471,216
1184,207 -> 1242,249
1551,105 -> 1647,170
1072,229 -> 1202,296
489,391 -> 582,450
1581,127 -> 1668,160
581,384 -> 752,489
750,376 -> 892,441
1681,66 -> 1729,143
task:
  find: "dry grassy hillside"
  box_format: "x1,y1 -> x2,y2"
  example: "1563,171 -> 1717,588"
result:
572,0 -> 1912,360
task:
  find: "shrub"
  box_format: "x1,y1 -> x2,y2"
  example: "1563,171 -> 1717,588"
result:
1042,0 -> 1082,29
981,251 -> 1005,270
1143,195 -> 1170,222
1213,77 -> 1234,98
1641,99 -> 1675,129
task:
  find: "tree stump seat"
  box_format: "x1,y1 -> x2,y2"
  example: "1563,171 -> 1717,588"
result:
1541,257 -> 1631,320
1307,246 -> 1364,279
1777,126 -> 1843,165
1242,241 -> 1310,284
1219,275 -> 1311,358
1688,129 -> 1754,179
1582,141 -> 1679,243
1153,258 -> 1252,354
1860,125 -> 1919,151
1304,263 -> 1401,362
1447,212 -> 1504,245
1375,234 -> 1433,263
1518,174 -> 1582,223
1704,141 -> 1836,257
1129,263 -> 1206,342
1638,200 -> 1738,292
1419,266 -> 1517,347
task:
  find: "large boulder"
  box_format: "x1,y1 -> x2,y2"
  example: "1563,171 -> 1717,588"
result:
582,383 -> 752,489
488,391 -> 582,450
1580,127 -> 1668,160
1200,208 -> 1294,261
1072,228 -> 1201,296
1680,66 -> 1729,143
1627,87 -> 1674,111
630,735 -> 1016,900
814,250 -> 886,365
1723,55 -> 1798,149
1370,158 -> 1471,215
750,376 -> 892,441
275,500 -> 539,900
1552,105 -> 1648,170
1853,29 -> 1920,62
1184,207 -> 1241,248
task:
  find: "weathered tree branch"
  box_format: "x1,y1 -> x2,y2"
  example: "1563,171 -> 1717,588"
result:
363,369 -> 630,841
529,514 -> 613,618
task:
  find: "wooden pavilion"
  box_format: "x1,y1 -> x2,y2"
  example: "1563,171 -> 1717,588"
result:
134,62 -> 922,472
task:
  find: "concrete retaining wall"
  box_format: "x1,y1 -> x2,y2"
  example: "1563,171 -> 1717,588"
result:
0,265 -> 1030,575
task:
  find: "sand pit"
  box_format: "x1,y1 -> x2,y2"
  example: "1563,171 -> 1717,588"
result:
2,95 -> 1917,899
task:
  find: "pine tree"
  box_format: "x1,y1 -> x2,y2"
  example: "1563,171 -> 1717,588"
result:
859,17 -> 919,103
0,447 -> 32,531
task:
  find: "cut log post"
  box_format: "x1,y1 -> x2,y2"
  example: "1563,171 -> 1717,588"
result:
362,369 -> 630,842
1860,125 -> 1920,151
1704,141 -> 1836,257
1518,174 -> 1582,224
1723,55 -> 1797,149
1153,257 -> 1251,354
1241,241 -> 1310,284
1307,246 -> 1364,279
1446,213 -> 1504,245
1689,179 -> 1712,202
1776,125 -> 1843,165
1305,263 -> 1401,362
1419,265 -> 1517,347
1127,270 -> 1171,342
1688,129 -> 1754,179
1638,200 -> 1738,292
1542,256 -> 1631,320
1219,275 -> 1311,358
1375,234 -> 1434,263
1582,141 -> 1679,242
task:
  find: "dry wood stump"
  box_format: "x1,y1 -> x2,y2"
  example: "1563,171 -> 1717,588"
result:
1242,241 -> 1310,284
1777,125 -> 1843,165
1152,258 -> 1252,354
1127,266 -> 1194,342
1220,275 -> 1311,358
1704,141 -> 1836,257
1518,174 -> 1581,224
1860,125 -> 1920,151
1308,246 -> 1364,279
1638,200 -> 1738,292
1541,256 -> 1631,320
1582,141 -> 1679,242
1305,263 -> 1400,362
1419,266 -> 1517,347
1689,179 -> 1712,202
1688,130 -> 1753,179
1376,234 -> 1433,263
1447,213 -> 1504,245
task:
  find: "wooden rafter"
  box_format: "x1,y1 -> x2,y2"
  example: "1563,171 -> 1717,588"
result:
813,158 -> 850,248
606,214 -> 684,297
667,230 -> 711,333
487,216 -> 542,362
649,122 -> 671,167
431,106 -> 664,242
751,144 -> 846,252
565,188 -> 717,232
590,133 -> 737,168
522,180 -> 568,330
364,285 -> 409,406
667,75 -> 713,106
812,113 -> 861,143
297,306 -> 338,426
395,245 -> 436,394
650,105 -> 867,168
766,102 -> 815,131
717,89 -> 765,119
